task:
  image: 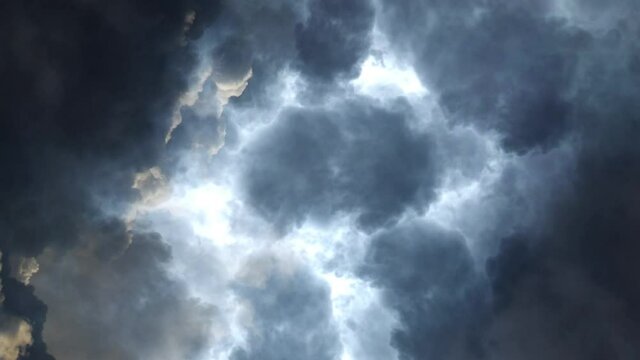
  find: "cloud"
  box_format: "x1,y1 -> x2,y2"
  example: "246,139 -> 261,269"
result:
361,221 -> 489,360
484,235 -> 640,360
349,2 -> 640,359
377,0 -> 591,153
0,0 -> 224,357
0,254 -> 33,360
173,1 -> 640,359
3,0 -> 640,359
230,253 -> 342,360
165,34 -> 253,155
241,96 -> 436,232
0,313 -> 32,360
32,232 -> 217,360
0,255 -> 52,360
295,0 -> 375,80
476,6 -> 640,358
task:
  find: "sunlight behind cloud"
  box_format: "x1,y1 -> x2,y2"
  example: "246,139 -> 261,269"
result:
352,55 -> 427,98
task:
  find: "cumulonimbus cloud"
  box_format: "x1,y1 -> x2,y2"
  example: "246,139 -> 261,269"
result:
2,0 -> 640,359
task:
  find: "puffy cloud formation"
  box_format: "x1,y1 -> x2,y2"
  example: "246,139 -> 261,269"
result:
0,254 -> 33,360
230,253 -> 341,360
0,314 -> 32,360
0,0 -> 224,358
361,222 -> 489,360
295,0 -> 375,80
242,98 -> 435,231
2,0 -> 640,359
33,233 -> 216,360
377,0 -> 588,153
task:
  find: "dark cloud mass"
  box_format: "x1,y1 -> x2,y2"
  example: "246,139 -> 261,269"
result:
231,255 -> 341,360
361,222 -> 488,360
242,98 -> 435,231
351,0 -> 640,359
33,233 -> 216,360
295,0 -> 374,80
2,0 -> 640,359
0,0 -> 222,358
378,0 -> 590,153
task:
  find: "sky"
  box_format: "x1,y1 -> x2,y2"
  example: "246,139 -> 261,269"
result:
1,0 -> 640,359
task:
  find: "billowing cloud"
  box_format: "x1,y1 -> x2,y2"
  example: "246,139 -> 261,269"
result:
361,222 -> 488,360
295,0 -> 375,80
377,0 -> 591,153
3,0 -> 640,359
0,0 -> 224,357
230,253 -> 341,360
33,232 -> 217,360
242,97 -> 435,231
0,254 -> 33,360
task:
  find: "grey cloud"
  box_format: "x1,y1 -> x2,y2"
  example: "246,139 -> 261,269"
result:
218,0 -> 374,114
220,1 -> 303,108
166,34 -> 253,160
484,236 -> 640,360
32,232 -> 216,360
242,97 -> 436,232
341,5 -> 640,358
212,35 -> 253,84
0,0 -> 224,356
1,251 -> 52,360
378,0 -> 591,153
167,95 -> 225,159
4,0 -> 640,359
0,0 -> 223,254
231,254 -> 341,360
361,222 -> 489,360
0,254 -> 33,360
477,9 -> 640,358
295,0 -> 375,81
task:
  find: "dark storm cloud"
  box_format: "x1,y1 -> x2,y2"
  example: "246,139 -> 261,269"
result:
168,0 -> 378,160
1,252 -> 52,360
353,2 -> 640,359
0,0 -> 221,254
231,255 -> 341,360
242,97 -> 436,232
377,0 -> 591,153
217,1 -> 303,109
217,0 -> 374,111
32,232 -> 216,360
295,0 -> 375,80
166,84 -> 225,157
4,0 -> 640,358
477,9 -> 640,358
484,235 -> 640,360
488,28 -> 640,356
0,0 -> 223,357
212,36 -> 253,84
165,35 -> 253,159
361,222 -> 489,360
